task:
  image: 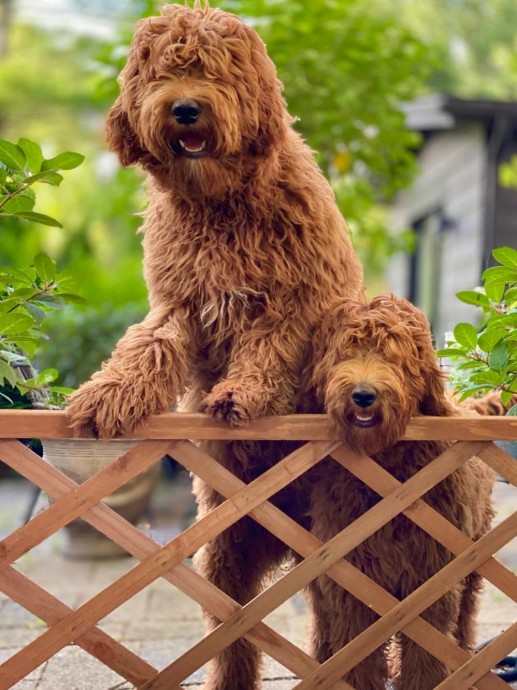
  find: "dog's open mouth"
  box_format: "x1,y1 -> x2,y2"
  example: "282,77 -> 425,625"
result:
347,411 -> 380,428
172,133 -> 209,159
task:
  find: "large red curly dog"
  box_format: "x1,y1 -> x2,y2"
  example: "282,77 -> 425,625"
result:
310,295 -> 494,690
67,4 -> 363,689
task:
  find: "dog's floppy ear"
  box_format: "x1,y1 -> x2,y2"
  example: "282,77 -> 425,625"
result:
244,28 -> 290,155
105,97 -> 148,167
311,299 -> 365,399
382,296 -> 455,417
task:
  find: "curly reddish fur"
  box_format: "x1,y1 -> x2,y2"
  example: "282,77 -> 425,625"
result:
309,295 -> 495,690
66,5 -> 364,689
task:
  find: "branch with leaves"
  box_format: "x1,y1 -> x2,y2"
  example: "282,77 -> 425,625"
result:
0,137 -> 84,406
438,247 -> 517,414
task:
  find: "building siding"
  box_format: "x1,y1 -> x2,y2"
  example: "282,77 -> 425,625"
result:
388,124 -> 487,343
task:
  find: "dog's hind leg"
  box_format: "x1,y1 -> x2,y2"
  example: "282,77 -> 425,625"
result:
309,575 -> 389,690
397,586 -> 461,690
306,579 -> 334,664
456,571 -> 484,651
193,518 -> 289,690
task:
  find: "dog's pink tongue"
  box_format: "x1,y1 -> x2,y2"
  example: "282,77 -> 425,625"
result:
181,133 -> 205,149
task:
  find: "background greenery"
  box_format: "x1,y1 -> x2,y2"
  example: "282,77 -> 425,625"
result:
2,0 -> 517,389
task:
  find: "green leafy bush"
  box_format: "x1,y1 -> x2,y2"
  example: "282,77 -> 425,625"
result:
0,138 -> 84,406
438,246 -> 517,414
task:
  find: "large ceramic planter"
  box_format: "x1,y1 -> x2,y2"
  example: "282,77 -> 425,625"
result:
43,439 -> 161,559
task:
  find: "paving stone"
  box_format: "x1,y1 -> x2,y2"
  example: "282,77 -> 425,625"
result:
0,625 -> 44,648
37,645 -> 127,690
0,600 -> 39,627
124,618 -> 203,642
140,637 -> 206,685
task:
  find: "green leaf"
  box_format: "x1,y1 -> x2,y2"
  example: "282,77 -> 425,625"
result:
436,348 -> 468,357
471,370 -> 504,386
25,171 -> 63,186
33,294 -> 65,309
455,290 -> 489,307
456,360 -> 486,371
457,387 -> 488,402
490,313 -> 517,329
0,312 -> 35,335
41,152 -> 85,171
55,292 -> 84,304
478,329 -> 506,353
0,360 -> 17,386
453,323 -> 478,349
492,246 -> 517,269
0,266 -> 33,282
482,266 -> 517,287
17,138 -> 44,172
0,140 -> 26,171
15,212 -> 62,228
34,253 -> 57,283
501,391 -> 513,406
488,342 -> 509,372
485,282 -> 505,303
2,195 -> 35,214
8,288 -> 38,300
50,386 -> 74,395
22,302 -> 47,325
507,404 -> 517,417
36,368 -> 58,386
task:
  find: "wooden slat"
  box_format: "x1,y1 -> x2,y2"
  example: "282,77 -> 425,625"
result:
294,514 -> 517,690
0,440 -> 338,687
0,566 -> 157,687
0,439 -> 170,568
0,441 -> 352,690
1,410 -> 517,441
478,443 -> 517,486
143,441 -> 491,688
331,445 -> 517,602
168,440 -> 507,690
435,622 -> 517,690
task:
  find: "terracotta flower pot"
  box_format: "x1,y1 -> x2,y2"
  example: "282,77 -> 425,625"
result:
42,439 -> 161,559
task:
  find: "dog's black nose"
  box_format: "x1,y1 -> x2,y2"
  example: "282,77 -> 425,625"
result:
172,99 -> 202,125
351,385 -> 377,408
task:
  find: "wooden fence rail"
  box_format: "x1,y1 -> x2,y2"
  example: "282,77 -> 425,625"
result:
0,410 -> 515,690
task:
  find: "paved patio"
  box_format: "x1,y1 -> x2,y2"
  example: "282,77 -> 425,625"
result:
0,470 -> 515,689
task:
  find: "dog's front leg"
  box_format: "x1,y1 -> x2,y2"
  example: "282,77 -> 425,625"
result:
202,317 -> 306,426
66,306 -> 195,438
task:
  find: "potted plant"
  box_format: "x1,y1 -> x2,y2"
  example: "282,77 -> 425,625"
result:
0,137 -> 160,558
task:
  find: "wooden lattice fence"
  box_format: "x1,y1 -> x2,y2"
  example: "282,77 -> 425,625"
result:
0,410 -> 516,689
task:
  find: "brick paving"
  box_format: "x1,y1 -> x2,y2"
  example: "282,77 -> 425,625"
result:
0,471 -> 515,689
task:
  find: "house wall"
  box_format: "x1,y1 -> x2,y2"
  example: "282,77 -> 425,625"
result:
388,123 -> 487,344
494,135 -> 517,255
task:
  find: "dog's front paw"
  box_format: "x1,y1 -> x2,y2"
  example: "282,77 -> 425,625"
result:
67,377 -> 143,439
202,383 -> 253,427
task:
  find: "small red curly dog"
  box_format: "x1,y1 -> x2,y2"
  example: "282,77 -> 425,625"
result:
66,4 -> 364,690
310,295 -> 494,690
